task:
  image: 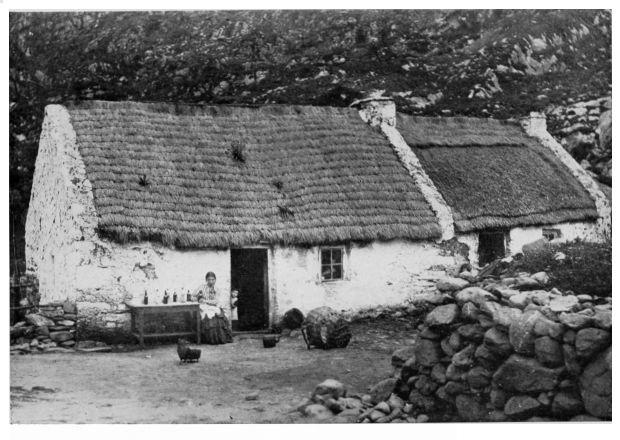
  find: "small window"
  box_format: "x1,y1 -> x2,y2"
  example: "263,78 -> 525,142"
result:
321,247 -> 344,281
543,228 -> 562,241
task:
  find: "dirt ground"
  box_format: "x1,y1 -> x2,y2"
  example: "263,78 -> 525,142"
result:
10,318 -> 418,424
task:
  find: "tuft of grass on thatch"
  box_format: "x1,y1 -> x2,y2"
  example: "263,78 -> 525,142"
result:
231,140 -> 246,163
397,113 -> 599,232
66,101 -> 442,248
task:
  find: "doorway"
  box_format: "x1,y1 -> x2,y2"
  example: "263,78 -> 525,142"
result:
478,231 -> 507,266
230,249 -> 269,331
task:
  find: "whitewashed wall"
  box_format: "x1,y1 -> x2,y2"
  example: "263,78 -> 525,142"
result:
456,221 -> 602,268
71,240 -> 231,333
271,240 -> 461,316
25,105 -> 100,303
508,221 -> 601,255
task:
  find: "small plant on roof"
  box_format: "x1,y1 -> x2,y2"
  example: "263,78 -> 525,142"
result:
231,140 -> 246,163
138,174 -> 150,187
278,205 -> 294,220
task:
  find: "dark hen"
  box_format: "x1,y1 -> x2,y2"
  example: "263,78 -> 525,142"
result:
177,338 -> 201,363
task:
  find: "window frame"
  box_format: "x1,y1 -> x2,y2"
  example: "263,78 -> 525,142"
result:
319,246 -> 345,282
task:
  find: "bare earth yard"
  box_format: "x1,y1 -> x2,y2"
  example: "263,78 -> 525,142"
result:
10,319 -> 417,424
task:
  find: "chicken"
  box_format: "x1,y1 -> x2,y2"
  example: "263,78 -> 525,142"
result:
177,338 -> 201,363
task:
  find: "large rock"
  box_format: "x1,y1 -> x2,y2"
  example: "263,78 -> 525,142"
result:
513,276 -> 542,290
509,310 -> 541,355
551,391 -> 584,418
465,366 -> 492,390
455,394 -> 489,422
369,378 -> 397,405
414,375 -> 438,396
460,302 -> 480,321
562,344 -> 582,376
493,355 -> 561,393
483,327 -> 512,357
455,287 -> 497,307
391,347 -> 416,370
532,314 -> 564,340
530,272 -> 549,285
436,277 -> 469,292
534,336 -> 564,367
579,348 -> 611,419
480,301 -> 522,327
575,328 -> 611,359
414,339 -> 442,367
598,110 -> 612,151
303,404 -> 332,419
49,331 -> 73,343
457,323 -> 485,342
314,379 -> 347,399
425,304 -> 459,327
549,295 -> 579,313
558,312 -> 593,330
591,310 -> 611,330
475,344 -> 504,369
504,396 -> 544,420
24,314 -> 55,327
451,344 -> 476,367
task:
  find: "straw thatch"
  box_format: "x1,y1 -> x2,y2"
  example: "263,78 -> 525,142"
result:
396,113 -> 599,232
66,101 -> 441,248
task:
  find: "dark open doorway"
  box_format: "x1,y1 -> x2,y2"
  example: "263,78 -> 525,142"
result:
231,249 -> 269,331
478,231 -> 507,266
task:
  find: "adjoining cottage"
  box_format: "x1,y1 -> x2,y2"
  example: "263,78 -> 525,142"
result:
25,99 -> 610,340
394,112 -> 610,266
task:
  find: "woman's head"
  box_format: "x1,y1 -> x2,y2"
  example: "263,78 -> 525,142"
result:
205,271 -> 216,287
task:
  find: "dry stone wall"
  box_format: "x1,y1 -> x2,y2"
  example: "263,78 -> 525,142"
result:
372,273 -> 612,422
299,271 -> 611,423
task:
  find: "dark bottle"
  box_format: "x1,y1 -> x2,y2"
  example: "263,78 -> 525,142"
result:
172,291 -> 178,303
163,290 -> 169,304
186,290 -> 192,302
143,290 -> 148,305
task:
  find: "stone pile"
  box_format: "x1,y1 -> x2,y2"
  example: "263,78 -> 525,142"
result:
10,301 -> 81,354
359,271 -> 612,422
546,96 -> 612,185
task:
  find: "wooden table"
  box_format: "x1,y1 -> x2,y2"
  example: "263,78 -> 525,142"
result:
125,302 -> 201,348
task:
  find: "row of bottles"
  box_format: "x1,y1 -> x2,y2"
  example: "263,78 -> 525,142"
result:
142,289 -> 194,305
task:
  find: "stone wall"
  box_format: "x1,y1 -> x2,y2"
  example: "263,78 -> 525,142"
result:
10,301 -> 79,353
359,271 -> 611,422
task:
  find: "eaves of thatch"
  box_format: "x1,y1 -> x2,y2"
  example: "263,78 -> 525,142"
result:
395,114 -> 599,233
66,101 -> 441,248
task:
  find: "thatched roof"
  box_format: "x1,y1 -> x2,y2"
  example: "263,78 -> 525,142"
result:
66,101 -> 440,248
396,114 -> 599,233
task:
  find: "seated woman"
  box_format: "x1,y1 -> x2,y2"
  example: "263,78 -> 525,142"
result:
192,271 -> 233,345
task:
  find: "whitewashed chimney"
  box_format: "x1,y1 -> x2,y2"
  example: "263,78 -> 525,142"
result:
350,96 -> 396,127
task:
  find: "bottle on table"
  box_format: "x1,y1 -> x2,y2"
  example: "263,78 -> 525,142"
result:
186,290 -> 192,302
163,290 -> 170,304
143,290 -> 149,305
173,291 -> 178,303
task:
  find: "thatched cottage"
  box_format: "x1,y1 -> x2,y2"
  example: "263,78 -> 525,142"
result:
25,99 -> 610,339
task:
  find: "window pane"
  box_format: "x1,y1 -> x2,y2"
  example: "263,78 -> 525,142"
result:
321,265 -> 332,280
321,249 -> 331,264
332,264 -> 342,280
331,249 -> 342,264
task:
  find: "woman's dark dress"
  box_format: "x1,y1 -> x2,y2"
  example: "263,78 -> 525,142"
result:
193,284 -> 232,345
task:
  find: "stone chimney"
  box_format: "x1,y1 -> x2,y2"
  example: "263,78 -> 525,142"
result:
350,96 -> 396,128
519,111 -> 547,135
